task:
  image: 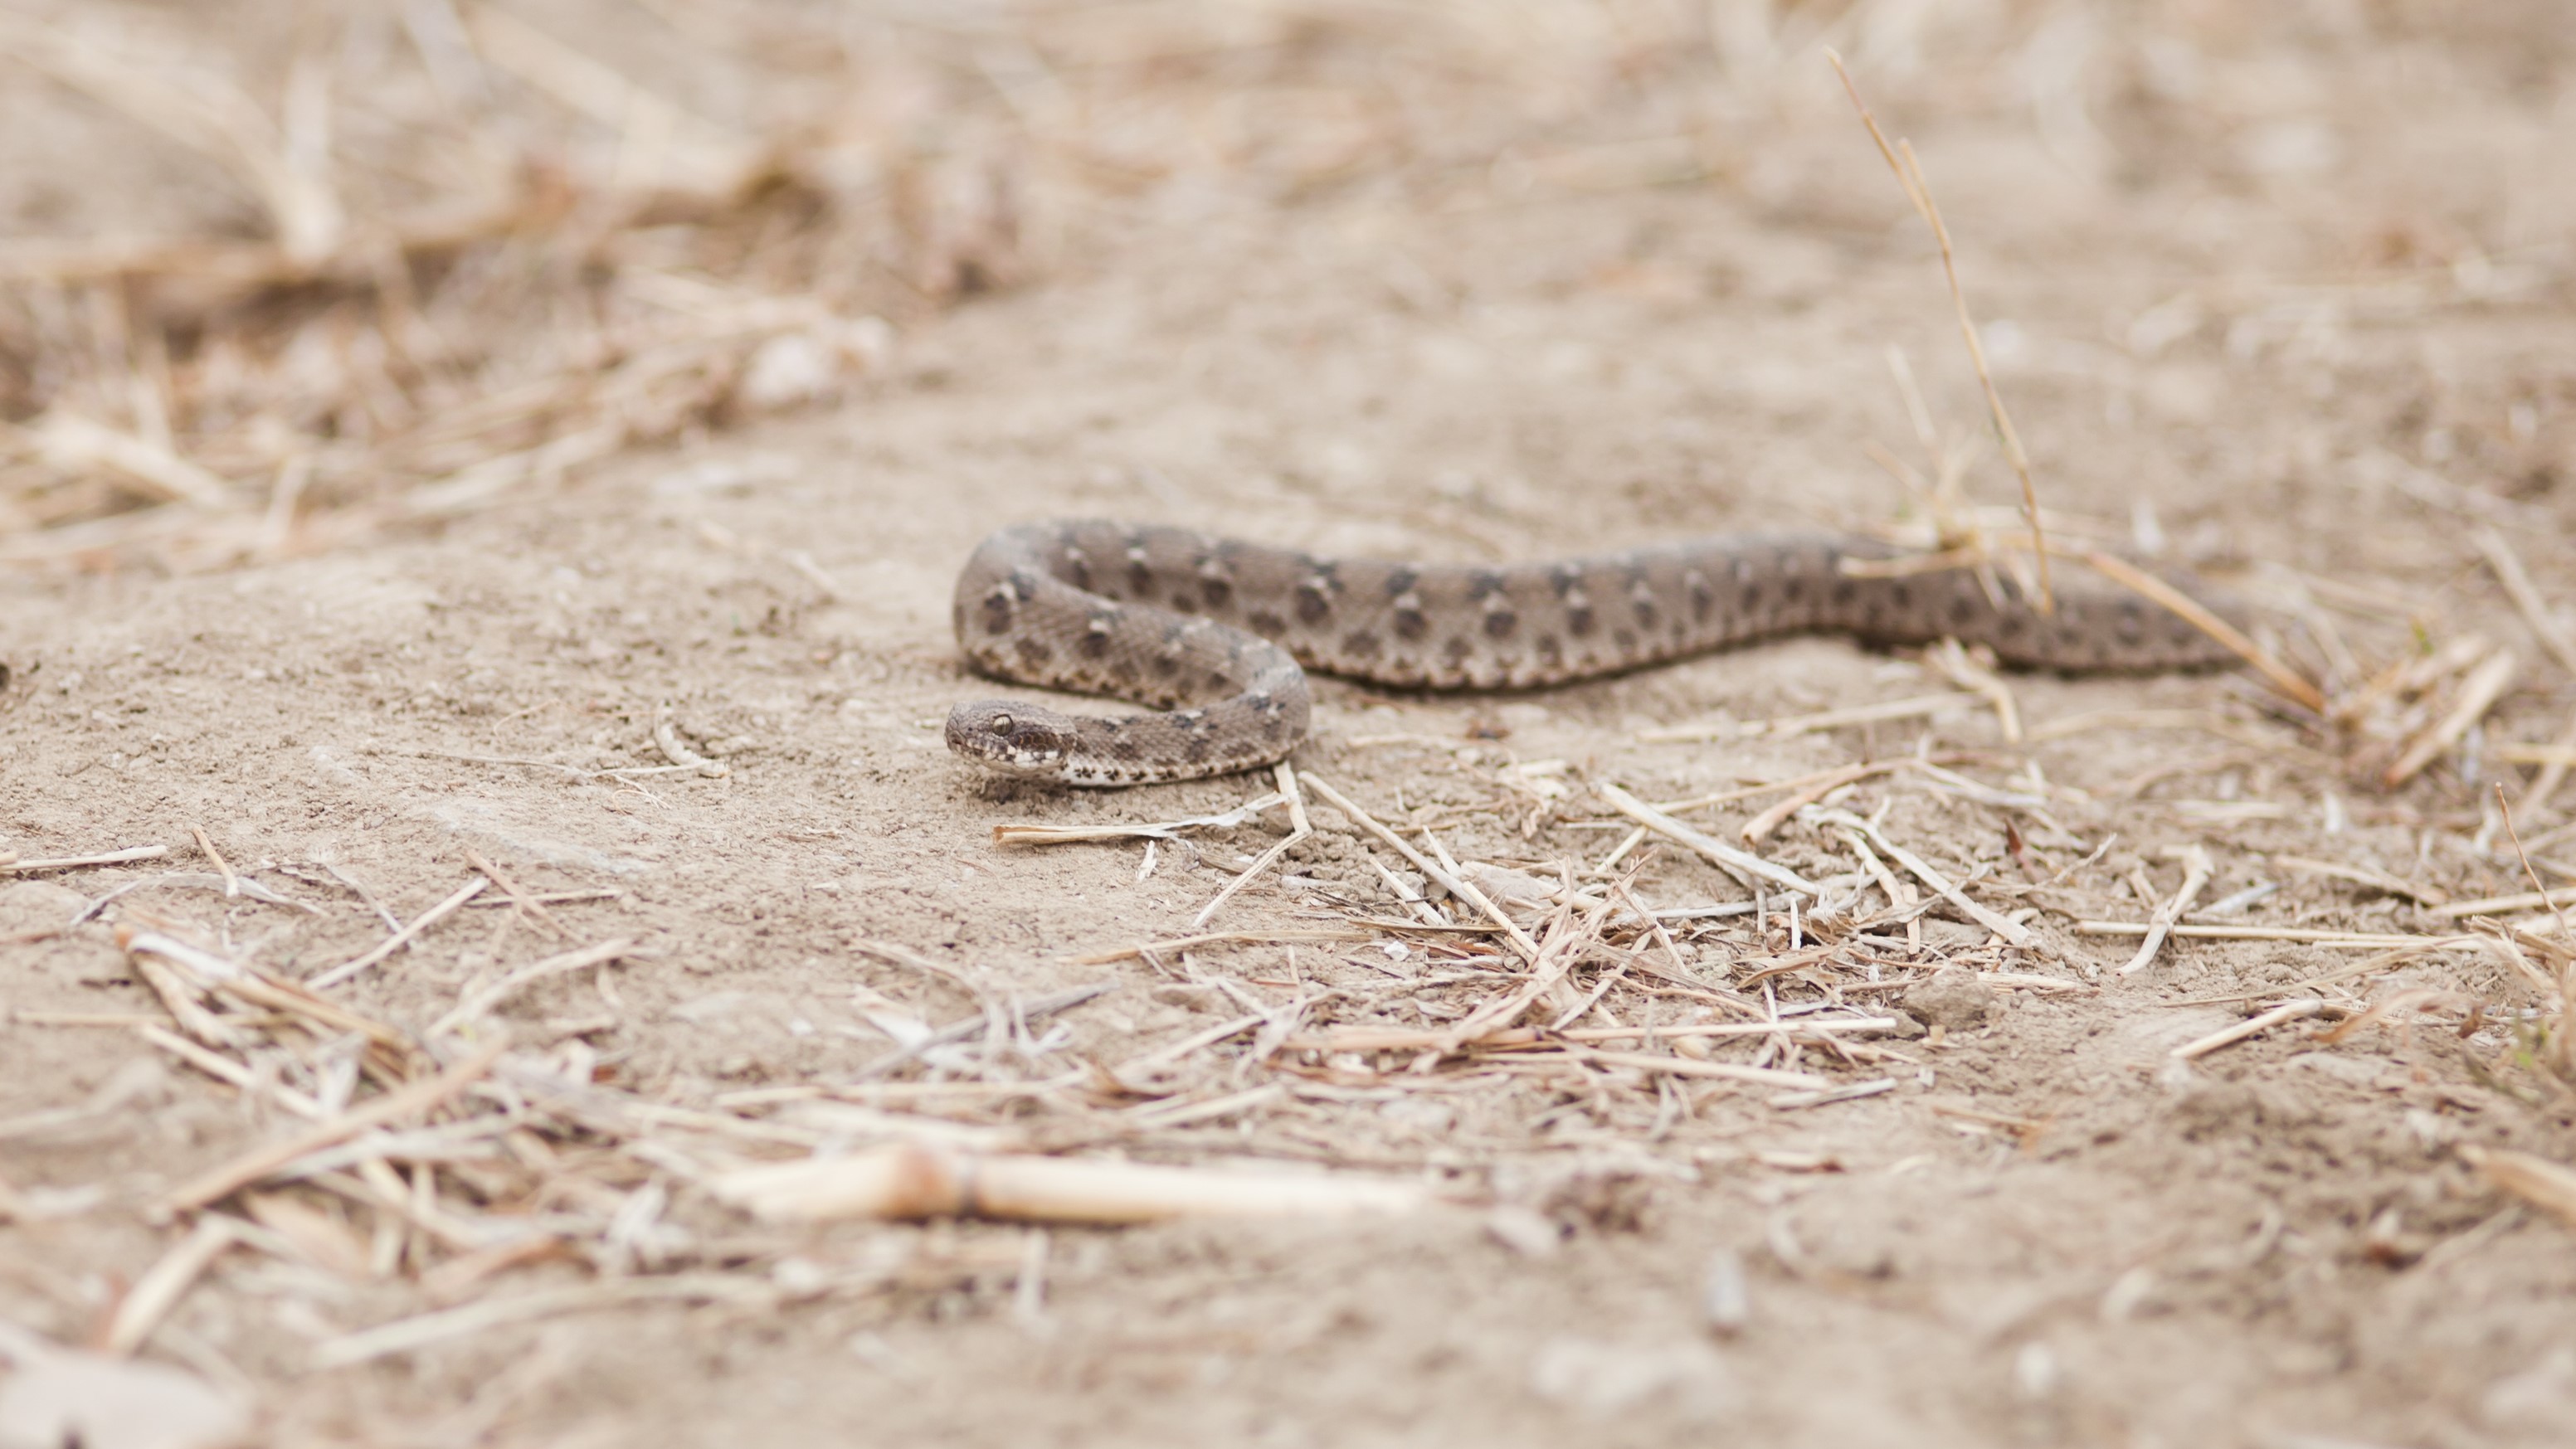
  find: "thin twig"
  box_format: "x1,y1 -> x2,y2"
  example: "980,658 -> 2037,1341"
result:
1827,48 -> 2051,610
427,939 -> 636,1037
2169,1000 -> 2323,1061
1596,783 -> 1819,896
2474,527 -> 2576,679
992,793 -> 1286,847
1809,807 -> 2033,949
155,1038 -> 509,1218
1302,773 -> 1542,962
848,984 -> 1112,1082
139,1025 -> 324,1120
2119,844 -> 2213,977
1191,763 -> 1311,929
2497,785 -> 2576,950
1417,829 -> 1546,966
2079,922 -> 2479,948
1741,761 -> 1903,844
1650,760 -> 1915,814
1069,929 -> 1371,965
2519,711 -> 2576,817
462,848 -> 574,941
0,844 -> 171,874
103,1216 -> 244,1356
187,827 -> 238,898
2076,551 -> 2325,712
2385,647 -> 2519,788
307,876 -> 488,989
1443,884 -> 1607,1048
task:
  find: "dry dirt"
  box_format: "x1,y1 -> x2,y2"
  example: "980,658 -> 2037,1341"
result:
6,3 -> 2576,1447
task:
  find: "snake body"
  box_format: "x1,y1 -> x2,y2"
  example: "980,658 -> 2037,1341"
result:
946,520 -> 2235,785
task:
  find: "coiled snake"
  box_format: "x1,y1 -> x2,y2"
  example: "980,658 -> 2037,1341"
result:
945,520 -> 2233,785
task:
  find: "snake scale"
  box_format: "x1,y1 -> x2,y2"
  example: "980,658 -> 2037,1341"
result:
945,520 -> 2235,785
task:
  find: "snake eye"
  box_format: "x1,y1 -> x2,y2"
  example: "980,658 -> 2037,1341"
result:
989,712 -> 1014,735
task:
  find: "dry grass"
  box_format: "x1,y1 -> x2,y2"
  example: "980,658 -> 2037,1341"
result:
43,676 -> 2576,1379
8,0 -> 2576,1427
0,0 -> 1926,571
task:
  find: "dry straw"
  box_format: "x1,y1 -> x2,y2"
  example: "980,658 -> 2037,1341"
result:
9,2 -> 2575,1393
1828,48 -> 2050,610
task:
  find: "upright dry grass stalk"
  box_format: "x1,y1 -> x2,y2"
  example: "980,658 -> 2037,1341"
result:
1827,48 -> 2051,612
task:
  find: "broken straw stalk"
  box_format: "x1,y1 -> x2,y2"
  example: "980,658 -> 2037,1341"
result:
711,1143 -> 1438,1224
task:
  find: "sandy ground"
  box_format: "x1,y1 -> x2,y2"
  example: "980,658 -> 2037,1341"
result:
6,3 -> 2576,1447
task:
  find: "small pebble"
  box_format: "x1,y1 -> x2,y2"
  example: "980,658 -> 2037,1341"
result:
1902,965 -> 1995,1030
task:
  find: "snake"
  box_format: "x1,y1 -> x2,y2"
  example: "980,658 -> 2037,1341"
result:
944,520 -> 2236,785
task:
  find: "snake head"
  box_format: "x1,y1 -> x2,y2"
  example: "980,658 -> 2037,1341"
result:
944,701 -> 1078,779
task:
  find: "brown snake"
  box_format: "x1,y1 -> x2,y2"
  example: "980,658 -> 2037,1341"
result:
945,520 -> 2236,785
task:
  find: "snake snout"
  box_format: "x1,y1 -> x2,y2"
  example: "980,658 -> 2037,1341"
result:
945,700 -> 1076,778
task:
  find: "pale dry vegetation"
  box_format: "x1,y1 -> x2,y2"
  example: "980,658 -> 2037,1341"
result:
5,3 -> 2576,1447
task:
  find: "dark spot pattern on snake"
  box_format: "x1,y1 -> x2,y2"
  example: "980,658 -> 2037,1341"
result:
945,520 -> 2243,785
